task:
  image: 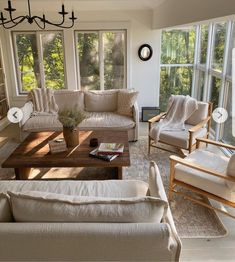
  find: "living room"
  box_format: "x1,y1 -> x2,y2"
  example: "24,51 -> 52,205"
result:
0,0 -> 235,261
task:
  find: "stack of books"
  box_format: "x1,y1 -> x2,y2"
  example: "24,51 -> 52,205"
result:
89,143 -> 124,162
49,138 -> 67,154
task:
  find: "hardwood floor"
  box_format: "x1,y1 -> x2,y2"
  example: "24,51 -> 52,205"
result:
1,123 -> 235,261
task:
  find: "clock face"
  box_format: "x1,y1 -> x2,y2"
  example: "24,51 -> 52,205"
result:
212,107 -> 228,124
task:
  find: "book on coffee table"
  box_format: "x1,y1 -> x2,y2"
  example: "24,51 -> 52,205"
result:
97,143 -> 124,155
89,148 -> 118,162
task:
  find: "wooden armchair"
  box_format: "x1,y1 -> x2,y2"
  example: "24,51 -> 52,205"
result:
148,102 -> 213,155
169,138 -> 235,219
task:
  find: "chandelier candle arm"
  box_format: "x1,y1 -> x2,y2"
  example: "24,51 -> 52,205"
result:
0,0 -> 77,29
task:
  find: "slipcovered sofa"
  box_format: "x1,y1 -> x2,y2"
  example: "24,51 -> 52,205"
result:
20,89 -> 139,141
0,162 -> 181,261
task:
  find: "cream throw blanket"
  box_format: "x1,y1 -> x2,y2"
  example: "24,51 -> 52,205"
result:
151,95 -> 198,142
29,88 -> 59,115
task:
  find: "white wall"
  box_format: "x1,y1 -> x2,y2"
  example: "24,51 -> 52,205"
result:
0,9 -> 161,112
153,0 -> 235,29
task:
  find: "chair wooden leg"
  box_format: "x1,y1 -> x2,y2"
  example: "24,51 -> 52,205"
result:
168,159 -> 176,201
148,136 -> 151,155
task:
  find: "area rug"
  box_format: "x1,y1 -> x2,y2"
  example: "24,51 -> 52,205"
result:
0,137 -> 227,238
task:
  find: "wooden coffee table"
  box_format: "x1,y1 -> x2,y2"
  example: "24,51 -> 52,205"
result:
2,130 -> 130,180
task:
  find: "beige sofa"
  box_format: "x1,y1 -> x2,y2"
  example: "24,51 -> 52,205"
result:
20,89 -> 139,141
0,162 -> 181,261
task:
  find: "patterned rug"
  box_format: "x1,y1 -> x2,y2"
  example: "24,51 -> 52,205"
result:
0,137 -> 227,238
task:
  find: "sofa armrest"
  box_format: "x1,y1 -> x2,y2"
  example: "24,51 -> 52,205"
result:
148,161 -> 182,261
19,101 -> 33,127
132,102 -> 139,122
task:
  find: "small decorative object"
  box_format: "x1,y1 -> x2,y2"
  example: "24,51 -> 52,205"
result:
138,44 -> 153,61
49,138 -> 67,154
58,107 -> 87,148
90,138 -> 98,147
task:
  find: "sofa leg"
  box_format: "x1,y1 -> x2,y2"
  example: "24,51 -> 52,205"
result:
148,136 -> 151,155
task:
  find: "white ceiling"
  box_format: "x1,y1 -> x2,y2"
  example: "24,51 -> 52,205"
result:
0,0 -> 167,12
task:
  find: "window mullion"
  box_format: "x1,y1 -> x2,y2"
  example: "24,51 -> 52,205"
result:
37,32 -> 45,89
99,31 -> 104,90
192,25 -> 201,98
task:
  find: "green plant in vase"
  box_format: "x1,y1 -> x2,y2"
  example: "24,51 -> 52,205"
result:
58,107 -> 87,147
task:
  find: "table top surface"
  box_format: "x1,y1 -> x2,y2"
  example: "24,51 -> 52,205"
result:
2,130 -> 130,168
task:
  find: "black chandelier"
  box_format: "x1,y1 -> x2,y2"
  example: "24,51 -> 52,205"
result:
0,0 -> 77,29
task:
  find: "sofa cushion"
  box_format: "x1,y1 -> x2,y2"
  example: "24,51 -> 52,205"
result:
0,180 -> 148,198
150,123 -> 207,149
22,115 -> 62,132
185,102 -> 209,125
79,112 -> 135,130
84,90 -> 118,112
117,90 -> 138,117
54,90 -> 84,111
175,150 -> 235,202
0,193 -> 13,222
9,191 -> 168,223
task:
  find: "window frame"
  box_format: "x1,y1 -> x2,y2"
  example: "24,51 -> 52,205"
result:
75,29 -> 127,91
12,30 -> 67,95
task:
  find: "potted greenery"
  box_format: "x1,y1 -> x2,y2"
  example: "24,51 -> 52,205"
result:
58,107 -> 87,147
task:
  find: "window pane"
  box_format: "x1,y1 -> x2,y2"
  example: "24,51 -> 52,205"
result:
212,22 -> 226,72
227,22 -> 235,76
161,28 -> 196,64
223,83 -> 235,145
210,76 -> 222,129
103,32 -> 125,90
77,32 -> 100,90
197,70 -> 205,101
160,66 -> 193,110
42,32 -> 65,90
199,25 -> 209,65
15,34 -> 40,92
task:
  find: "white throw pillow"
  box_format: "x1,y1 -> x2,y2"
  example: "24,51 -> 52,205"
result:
0,193 -> 13,222
117,90 -> 138,117
8,191 -> 168,223
84,90 -> 118,112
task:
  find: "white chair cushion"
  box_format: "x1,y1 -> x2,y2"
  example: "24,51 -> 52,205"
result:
150,123 -> 207,149
227,154 -> 235,177
79,112 -> 135,130
226,154 -> 235,190
8,191 -> 168,223
174,150 -> 235,202
84,90 -> 118,112
185,102 -> 209,125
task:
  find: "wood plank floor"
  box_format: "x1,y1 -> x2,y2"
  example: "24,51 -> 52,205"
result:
1,123 -> 235,261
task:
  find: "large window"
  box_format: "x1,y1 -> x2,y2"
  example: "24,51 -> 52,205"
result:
160,20 -> 235,147
160,27 -> 196,110
13,31 -> 65,93
76,30 -> 126,91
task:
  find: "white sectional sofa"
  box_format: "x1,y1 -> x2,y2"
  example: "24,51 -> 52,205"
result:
0,162 -> 181,261
20,89 -> 139,141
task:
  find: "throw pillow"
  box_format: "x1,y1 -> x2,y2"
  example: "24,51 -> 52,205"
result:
0,193 -> 13,222
8,191 -> 168,223
84,90 -> 118,112
117,90 -> 138,117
